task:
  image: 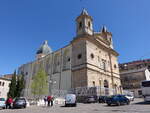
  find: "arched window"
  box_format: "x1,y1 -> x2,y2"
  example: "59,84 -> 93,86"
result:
114,84 -> 117,94
53,53 -> 60,73
2,82 -> 4,86
93,81 -> 95,87
104,80 -> 109,88
79,22 -> 82,29
104,80 -> 109,95
88,21 -> 91,28
63,49 -> 70,70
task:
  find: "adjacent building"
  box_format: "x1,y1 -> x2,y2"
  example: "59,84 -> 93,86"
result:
18,9 -> 121,99
0,77 -> 11,99
119,59 -> 150,97
2,74 -> 13,79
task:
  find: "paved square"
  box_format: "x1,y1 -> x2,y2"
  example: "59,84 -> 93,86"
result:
1,98 -> 150,113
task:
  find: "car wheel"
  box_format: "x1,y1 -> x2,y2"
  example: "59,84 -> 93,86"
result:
116,101 -> 120,106
127,100 -> 130,105
107,103 -> 111,106
75,103 -> 77,107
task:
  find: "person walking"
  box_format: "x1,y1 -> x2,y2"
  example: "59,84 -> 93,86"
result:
44,96 -> 47,106
47,96 -> 52,107
6,97 -> 13,109
50,96 -> 54,107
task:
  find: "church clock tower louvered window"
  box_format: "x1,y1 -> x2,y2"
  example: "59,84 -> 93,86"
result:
76,9 -> 93,36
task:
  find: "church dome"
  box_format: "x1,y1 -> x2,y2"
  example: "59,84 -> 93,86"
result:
36,40 -> 52,55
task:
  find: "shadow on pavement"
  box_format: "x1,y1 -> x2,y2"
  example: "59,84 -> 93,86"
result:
60,105 -> 66,107
103,104 -> 120,107
134,101 -> 150,105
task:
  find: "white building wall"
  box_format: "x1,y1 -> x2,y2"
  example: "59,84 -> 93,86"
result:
0,78 -> 11,99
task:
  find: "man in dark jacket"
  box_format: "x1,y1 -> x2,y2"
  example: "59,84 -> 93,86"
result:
47,96 -> 52,107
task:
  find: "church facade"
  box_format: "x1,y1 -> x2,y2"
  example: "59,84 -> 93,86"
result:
18,9 -> 121,99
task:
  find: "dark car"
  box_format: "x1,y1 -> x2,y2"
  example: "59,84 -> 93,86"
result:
13,97 -> 27,108
84,96 -> 97,103
98,96 -> 107,103
106,95 -> 130,106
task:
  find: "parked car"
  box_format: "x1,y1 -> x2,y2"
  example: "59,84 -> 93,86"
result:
84,96 -> 97,103
65,94 -> 77,107
106,95 -> 130,106
125,94 -> 134,101
0,98 -> 6,109
98,96 -> 107,103
13,97 -> 27,108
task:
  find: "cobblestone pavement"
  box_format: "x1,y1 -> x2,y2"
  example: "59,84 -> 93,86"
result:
1,98 -> 150,113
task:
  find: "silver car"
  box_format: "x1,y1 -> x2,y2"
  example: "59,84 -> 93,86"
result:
0,98 -> 6,109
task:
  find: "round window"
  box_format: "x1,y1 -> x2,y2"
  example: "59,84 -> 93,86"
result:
91,53 -> 94,59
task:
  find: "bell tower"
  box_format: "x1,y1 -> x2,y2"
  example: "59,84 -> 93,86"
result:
76,9 -> 93,36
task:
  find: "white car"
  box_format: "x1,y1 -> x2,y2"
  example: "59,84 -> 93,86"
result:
0,98 -> 6,109
125,95 -> 134,101
65,94 -> 77,107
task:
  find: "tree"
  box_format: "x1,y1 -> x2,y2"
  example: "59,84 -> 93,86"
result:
16,74 -> 25,97
31,68 -> 48,99
8,70 -> 17,98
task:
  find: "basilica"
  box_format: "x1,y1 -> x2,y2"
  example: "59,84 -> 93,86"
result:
18,9 -> 121,98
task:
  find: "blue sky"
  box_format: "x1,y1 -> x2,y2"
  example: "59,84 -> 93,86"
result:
0,0 -> 150,75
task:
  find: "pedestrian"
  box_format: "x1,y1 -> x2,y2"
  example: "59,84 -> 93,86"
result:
47,96 -> 51,107
6,96 -> 13,109
44,96 -> 47,106
50,96 -> 54,107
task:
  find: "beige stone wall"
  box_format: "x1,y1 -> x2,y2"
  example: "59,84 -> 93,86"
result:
71,38 -> 87,88
110,54 -> 120,78
72,68 -> 87,88
85,39 -> 121,92
71,39 -> 86,68
86,40 -> 111,74
87,70 -> 101,87
70,35 -> 121,94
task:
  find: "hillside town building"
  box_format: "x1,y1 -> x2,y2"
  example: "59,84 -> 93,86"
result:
119,59 -> 150,97
18,9 -> 121,99
0,77 -> 11,99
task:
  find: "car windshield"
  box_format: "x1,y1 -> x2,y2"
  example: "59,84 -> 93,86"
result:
15,98 -> 25,102
89,96 -> 94,98
0,98 -> 5,101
